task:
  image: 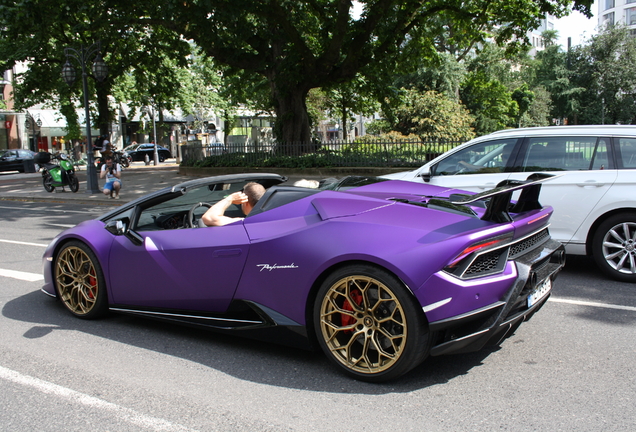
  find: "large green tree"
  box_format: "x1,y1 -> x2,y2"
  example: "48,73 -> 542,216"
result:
1,0 -> 595,145
0,0 -> 190,138
568,25 -> 636,124
531,29 -> 583,123
149,0 -> 592,144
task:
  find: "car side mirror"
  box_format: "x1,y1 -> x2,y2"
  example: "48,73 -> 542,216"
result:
417,166 -> 432,182
105,218 -> 144,246
104,219 -> 127,235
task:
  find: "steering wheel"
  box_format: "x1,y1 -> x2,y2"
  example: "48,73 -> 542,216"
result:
187,202 -> 212,228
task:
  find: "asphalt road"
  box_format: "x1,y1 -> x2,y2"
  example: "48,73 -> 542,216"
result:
0,200 -> 634,431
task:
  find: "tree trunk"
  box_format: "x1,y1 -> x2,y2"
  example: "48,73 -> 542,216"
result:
269,78 -> 313,154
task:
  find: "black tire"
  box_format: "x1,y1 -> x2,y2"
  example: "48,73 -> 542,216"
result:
43,173 -> 55,192
313,264 -> 429,382
54,241 -> 108,319
119,156 -> 129,168
69,174 -> 80,193
159,155 -> 165,163
592,213 -> 636,282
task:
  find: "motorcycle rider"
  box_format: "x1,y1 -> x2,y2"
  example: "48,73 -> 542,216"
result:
100,155 -> 122,199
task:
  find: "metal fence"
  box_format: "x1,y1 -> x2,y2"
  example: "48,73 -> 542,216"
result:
179,139 -> 462,168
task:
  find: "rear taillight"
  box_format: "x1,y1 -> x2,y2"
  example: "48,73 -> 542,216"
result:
444,235 -> 512,279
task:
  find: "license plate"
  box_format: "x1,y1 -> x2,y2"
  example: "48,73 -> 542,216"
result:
527,278 -> 551,307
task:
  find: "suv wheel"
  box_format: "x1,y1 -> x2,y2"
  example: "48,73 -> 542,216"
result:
592,213 -> 636,282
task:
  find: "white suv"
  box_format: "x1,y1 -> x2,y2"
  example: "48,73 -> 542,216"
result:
384,125 -> 636,282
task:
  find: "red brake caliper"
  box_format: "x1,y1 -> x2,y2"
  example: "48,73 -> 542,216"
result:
341,289 -> 363,331
87,268 -> 96,299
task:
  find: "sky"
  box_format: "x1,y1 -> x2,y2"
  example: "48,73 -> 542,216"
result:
554,3 -> 599,49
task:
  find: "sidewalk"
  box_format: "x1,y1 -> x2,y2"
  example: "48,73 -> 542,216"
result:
0,161 -> 324,206
0,162 -> 192,206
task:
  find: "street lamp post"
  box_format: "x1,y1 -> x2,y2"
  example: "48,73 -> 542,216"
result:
150,105 -> 159,165
24,111 -> 42,152
146,104 -> 159,165
61,42 -> 108,194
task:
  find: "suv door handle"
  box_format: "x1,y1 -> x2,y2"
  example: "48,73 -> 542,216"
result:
576,180 -> 605,187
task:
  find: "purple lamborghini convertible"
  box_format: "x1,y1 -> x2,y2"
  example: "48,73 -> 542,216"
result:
42,173 -> 565,381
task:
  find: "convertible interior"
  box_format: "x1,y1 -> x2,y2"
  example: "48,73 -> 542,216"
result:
134,179 -> 323,231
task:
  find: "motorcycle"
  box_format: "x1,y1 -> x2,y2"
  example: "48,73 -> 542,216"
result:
34,152 -> 80,193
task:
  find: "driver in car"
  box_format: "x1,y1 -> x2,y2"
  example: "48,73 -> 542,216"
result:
201,182 -> 266,227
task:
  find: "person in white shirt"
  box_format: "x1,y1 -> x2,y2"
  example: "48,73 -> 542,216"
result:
100,155 -> 122,199
201,182 -> 265,226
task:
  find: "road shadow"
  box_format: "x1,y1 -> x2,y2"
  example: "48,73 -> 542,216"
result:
4,289 -> 497,394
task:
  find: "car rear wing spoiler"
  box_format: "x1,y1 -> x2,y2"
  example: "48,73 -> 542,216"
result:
449,173 -> 560,223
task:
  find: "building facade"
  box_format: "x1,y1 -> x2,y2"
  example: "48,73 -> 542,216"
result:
600,0 -> 636,30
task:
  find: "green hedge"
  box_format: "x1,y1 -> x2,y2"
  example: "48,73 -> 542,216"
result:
180,139 -> 461,169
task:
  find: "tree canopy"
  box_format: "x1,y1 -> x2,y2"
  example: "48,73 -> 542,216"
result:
0,0 -> 190,136
148,0 -> 592,142
568,26 -> 636,124
1,0 -> 597,145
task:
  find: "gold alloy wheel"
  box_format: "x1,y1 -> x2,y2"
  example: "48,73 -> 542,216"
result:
319,275 -> 407,374
55,246 -> 100,315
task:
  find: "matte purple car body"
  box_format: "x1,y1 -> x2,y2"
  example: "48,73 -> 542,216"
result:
42,173 -> 565,381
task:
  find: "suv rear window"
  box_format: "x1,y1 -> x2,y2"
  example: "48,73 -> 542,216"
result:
522,137 -> 611,171
618,138 -> 636,169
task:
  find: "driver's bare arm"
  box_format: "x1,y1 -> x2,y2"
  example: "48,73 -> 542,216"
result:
201,192 -> 248,227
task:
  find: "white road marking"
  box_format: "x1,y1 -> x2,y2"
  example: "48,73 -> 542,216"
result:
549,296 -> 636,312
0,239 -> 47,247
47,223 -> 75,228
0,365 -> 196,432
0,268 -> 43,282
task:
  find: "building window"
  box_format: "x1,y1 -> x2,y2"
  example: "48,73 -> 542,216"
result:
604,0 -> 615,10
603,12 -> 615,27
627,8 -> 636,26
628,0 -> 636,4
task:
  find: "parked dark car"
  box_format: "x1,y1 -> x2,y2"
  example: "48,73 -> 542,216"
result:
0,149 -> 38,173
122,143 -> 172,162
